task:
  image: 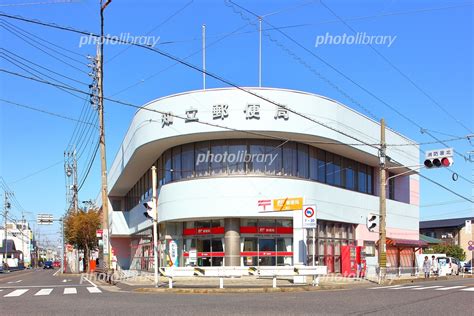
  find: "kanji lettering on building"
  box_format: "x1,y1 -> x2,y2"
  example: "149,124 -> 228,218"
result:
274,106 -> 289,120
185,107 -> 199,122
161,112 -> 173,127
212,104 -> 229,120
244,104 -> 260,119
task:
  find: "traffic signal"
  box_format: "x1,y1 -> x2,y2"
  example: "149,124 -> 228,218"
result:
424,157 -> 453,168
143,201 -> 156,221
366,213 -> 379,232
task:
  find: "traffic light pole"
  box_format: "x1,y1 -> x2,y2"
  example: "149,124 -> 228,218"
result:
378,119 -> 387,284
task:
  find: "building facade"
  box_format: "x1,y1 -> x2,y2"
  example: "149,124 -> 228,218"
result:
107,88 -> 421,273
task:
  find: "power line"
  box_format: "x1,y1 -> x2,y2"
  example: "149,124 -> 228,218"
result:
7,159 -> 64,185
3,67 -> 472,204
319,0 -> 473,135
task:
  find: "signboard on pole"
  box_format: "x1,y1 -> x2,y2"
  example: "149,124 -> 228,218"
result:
425,148 -> 453,159
103,229 -> 109,255
37,214 -> 53,225
465,220 -> 472,234
302,205 -> 316,228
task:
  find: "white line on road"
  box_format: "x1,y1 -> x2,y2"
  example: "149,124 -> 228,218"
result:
53,269 -> 60,276
7,280 -> 22,284
460,287 -> 474,291
390,286 -> 421,290
4,289 -> 29,297
82,276 -> 98,288
35,289 -> 53,296
1,285 -> 88,289
435,286 -> 467,291
63,287 -> 77,295
87,287 -> 102,294
411,286 -> 443,290
367,285 -> 402,289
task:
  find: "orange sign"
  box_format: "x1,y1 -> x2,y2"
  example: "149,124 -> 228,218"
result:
273,197 -> 303,211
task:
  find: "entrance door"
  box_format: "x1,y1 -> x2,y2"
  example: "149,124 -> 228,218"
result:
259,239 -> 276,266
197,239 -> 211,266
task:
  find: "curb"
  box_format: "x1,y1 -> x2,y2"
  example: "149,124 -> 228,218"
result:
132,284 -> 350,294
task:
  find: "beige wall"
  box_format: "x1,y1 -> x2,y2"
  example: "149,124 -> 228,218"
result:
459,224 -> 474,263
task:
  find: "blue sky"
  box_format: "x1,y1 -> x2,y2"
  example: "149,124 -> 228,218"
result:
0,0 -> 472,243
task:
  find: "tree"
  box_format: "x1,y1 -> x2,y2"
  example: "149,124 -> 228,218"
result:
425,244 -> 466,261
64,208 -> 101,273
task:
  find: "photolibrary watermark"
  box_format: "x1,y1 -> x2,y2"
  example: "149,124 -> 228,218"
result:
196,150 -> 278,166
78,33 -> 160,48
315,32 -> 397,48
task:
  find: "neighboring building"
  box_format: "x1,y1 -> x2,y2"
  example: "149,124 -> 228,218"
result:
420,217 -> 474,262
106,87 -> 421,273
0,220 -> 33,268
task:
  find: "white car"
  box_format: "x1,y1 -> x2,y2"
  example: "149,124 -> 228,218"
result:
437,257 -> 459,276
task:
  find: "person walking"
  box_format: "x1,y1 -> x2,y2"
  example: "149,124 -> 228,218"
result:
431,255 -> 439,277
423,256 -> 431,279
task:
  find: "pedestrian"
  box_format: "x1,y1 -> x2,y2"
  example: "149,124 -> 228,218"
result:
423,256 -> 431,279
431,255 -> 438,277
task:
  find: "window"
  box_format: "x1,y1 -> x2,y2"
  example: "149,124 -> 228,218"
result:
326,153 -> 334,185
317,149 -> 326,183
164,150 -> 172,183
344,159 -> 357,191
388,172 -> 395,200
211,140 -> 227,175
181,143 -> 194,179
282,142 -> 297,176
228,139 -> 246,174
309,146 -> 318,181
172,146 -> 182,181
333,155 -> 342,187
195,141 -> 210,177
367,167 -> 373,194
358,163 -> 367,193
265,140 -> 282,175
249,140 -> 265,174
297,143 -> 309,178
364,241 -> 376,257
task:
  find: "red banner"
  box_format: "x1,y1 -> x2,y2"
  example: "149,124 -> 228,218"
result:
240,226 -> 293,234
183,227 -> 225,236
240,251 -> 293,257
183,252 -> 225,257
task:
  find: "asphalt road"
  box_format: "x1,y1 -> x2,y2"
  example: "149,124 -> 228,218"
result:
1,270 -> 473,316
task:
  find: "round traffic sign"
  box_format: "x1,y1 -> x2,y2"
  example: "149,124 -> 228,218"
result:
304,207 -> 314,218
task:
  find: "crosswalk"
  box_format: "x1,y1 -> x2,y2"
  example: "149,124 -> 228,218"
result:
368,285 -> 474,292
1,287 -> 102,298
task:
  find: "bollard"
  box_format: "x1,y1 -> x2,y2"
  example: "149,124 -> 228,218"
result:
272,276 -> 277,288
219,277 -> 224,289
168,277 -> 173,289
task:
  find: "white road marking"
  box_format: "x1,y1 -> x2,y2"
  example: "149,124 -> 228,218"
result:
53,269 -> 60,276
436,286 -> 467,291
87,287 -> 102,294
82,276 -> 98,288
4,289 -> 29,297
35,289 -> 53,296
390,285 -> 421,290
63,287 -> 77,295
460,287 -> 474,291
368,285 -> 402,289
7,280 -> 22,284
411,286 -> 443,290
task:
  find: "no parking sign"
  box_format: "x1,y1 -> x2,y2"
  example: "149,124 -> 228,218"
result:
302,205 -> 316,228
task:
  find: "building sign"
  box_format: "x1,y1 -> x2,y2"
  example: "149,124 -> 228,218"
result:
168,240 -> 178,267
96,229 -> 103,238
273,197 -> 303,211
240,226 -> 293,235
466,220 -> 472,234
103,229 -> 109,255
302,205 -> 317,229
425,148 -> 453,159
183,227 -> 225,236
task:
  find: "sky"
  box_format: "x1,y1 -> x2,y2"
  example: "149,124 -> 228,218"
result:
0,0 -> 473,245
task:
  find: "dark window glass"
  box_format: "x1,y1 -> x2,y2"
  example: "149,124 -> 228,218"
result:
358,163 -> 367,193
282,142 -> 297,176
172,146 -> 182,181
345,159 -> 356,190
210,140 -> 227,175
309,146 -> 318,181
164,149 -> 172,183
326,152 -> 334,185
265,140 -> 282,175
195,141 -> 210,177
211,239 -> 223,252
317,149 -> 326,183
333,155 -> 342,187
388,172 -> 395,200
227,139 -> 246,174
181,143 -> 194,179
157,157 -> 164,187
248,140 -> 265,174
297,143 -> 309,178
367,167 -> 373,194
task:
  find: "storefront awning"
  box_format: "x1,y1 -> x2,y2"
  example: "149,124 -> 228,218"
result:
386,238 -> 428,248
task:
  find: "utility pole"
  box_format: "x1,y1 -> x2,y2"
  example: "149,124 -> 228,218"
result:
99,0 -> 112,270
3,192 -> 10,267
64,148 -> 78,214
378,118 -> 387,283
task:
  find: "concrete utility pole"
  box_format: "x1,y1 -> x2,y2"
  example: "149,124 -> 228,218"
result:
378,119 -> 387,282
99,0 -> 112,270
151,166 -> 159,287
3,192 -> 10,266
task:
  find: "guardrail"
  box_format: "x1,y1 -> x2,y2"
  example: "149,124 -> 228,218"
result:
159,265 -> 328,289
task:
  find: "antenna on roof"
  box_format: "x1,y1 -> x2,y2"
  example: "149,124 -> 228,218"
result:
202,24 -> 206,90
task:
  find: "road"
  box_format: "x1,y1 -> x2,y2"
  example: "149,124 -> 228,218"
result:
1,270 -> 473,315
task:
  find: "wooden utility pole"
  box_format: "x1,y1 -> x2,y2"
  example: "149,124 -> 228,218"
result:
99,0 -> 111,270
3,192 -> 9,266
378,119 -> 387,282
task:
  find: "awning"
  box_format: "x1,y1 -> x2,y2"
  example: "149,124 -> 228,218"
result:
420,234 -> 443,244
376,238 -> 428,248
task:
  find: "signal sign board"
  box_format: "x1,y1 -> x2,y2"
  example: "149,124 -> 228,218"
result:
425,148 -> 453,159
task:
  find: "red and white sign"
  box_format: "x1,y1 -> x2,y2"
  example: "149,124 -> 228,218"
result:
302,205 -> 316,228
258,199 -> 272,211
96,229 -> 103,238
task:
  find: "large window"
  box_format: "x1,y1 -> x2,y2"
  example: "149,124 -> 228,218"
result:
124,139 -> 377,211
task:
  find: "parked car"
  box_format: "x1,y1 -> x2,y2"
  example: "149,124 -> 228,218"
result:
43,261 -> 54,269
463,262 -> 473,273
437,257 -> 459,275
53,261 -> 60,268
